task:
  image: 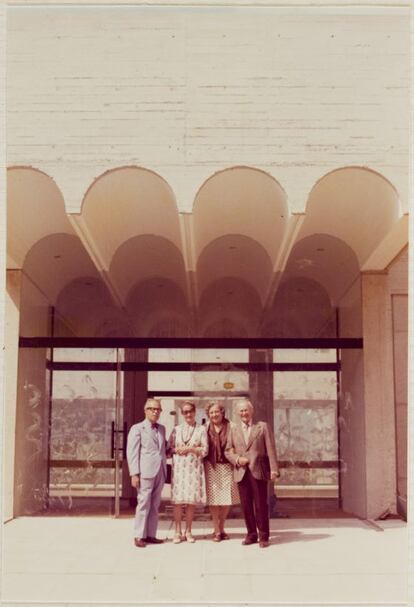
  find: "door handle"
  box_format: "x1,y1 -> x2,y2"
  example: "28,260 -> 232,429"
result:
122,421 -> 127,459
111,421 -> 127,459
111,421 -> 115,458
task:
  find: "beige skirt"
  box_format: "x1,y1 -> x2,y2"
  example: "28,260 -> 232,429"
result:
205,461 -> 240,506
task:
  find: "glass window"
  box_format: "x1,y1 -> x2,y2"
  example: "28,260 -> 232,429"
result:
274,371 -> 337,400
53,348 -> 118,363
191,349 -> 249,363
273,348 -> 337,363
274,370 -> 338,498
148,348 -> 192,363
53,369 -> 118,400
148,371 -> 192,391
49,369 -> 119,504
191,370 -> 249,393
148,348 -> 249,363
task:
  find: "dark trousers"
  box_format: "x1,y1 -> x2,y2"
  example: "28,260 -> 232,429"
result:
238,468 -> 269,541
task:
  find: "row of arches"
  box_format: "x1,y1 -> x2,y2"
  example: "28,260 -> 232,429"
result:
8,164 -> 402,338
9,164 -> 400,268
51,274 -> 335,338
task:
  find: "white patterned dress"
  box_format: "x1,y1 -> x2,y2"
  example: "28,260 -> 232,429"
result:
168,423 -> 208,505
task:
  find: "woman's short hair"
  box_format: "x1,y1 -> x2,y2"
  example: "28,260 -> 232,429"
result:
205,401 -> 226,416
179,400 -> 196,412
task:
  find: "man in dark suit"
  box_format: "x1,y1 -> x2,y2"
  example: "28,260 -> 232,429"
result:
126,398 -> 167,548
225,399 -> 279,548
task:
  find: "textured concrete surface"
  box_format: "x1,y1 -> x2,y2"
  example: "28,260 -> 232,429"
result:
1,516 -> 407,605
7,6 -> 410,211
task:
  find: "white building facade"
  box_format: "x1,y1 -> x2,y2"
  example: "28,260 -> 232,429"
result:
2,1 -> 410,523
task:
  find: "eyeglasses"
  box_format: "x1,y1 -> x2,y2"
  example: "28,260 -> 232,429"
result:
182,410 -> 194,415
147,408 -> 162,413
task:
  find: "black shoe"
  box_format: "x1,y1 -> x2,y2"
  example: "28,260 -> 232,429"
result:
242,536 -> 258,546
145,537 -> 164,544
259,540 -> 270,548
134,538 -> 146,548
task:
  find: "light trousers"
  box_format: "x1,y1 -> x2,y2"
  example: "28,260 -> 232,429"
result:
134,465 -> 165,539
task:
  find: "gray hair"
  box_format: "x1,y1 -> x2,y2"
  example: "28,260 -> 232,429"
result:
144,398 -> 161,410
236,399 -> 254,413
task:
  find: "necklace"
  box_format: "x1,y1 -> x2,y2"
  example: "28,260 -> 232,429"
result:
182,423 -> 196,446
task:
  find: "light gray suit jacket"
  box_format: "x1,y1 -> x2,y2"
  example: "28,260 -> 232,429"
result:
225,420 -> 279,483
126,419 -> 167,479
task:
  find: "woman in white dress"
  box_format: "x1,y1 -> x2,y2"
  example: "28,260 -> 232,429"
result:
204,401 -> 239,541
167,401 -> 208,544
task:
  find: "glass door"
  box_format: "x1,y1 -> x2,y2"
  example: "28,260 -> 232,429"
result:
273,348 -> 340,509
48,348 -> 124,515
16,338 -> 350,518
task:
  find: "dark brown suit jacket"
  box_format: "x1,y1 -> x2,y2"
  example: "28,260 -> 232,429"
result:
225,420 -> 279,483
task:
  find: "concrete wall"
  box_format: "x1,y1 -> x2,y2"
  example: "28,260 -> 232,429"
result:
338,277 -> 367,517
7,5 -> 410,212
339,246 -> 407,520
388,247 -> 408,518
13,274 -> 51,516
3,271 -> 22,521
361,273 -> 397,519
0,2 -> 6,522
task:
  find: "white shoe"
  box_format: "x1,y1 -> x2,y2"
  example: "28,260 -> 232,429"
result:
185,531 -> 195,543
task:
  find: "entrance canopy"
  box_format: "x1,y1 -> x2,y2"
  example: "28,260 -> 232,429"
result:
8,164 -> 405,338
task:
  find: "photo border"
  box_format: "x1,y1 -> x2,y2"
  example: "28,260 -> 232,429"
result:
0,1 -> 412,606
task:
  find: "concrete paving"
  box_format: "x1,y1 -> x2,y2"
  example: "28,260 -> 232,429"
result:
1,516 -> 408,606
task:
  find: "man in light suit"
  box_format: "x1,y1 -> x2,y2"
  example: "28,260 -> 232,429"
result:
225,399 -> 279,548
126,398 -> 167,548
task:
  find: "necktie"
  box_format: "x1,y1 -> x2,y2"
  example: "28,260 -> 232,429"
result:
152,423 -> 161,448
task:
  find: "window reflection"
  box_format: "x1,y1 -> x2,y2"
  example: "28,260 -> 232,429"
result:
50,370 -> 118,502
273,348 -> 337,363
53,348 -> 117,363
274,370 -> 338,498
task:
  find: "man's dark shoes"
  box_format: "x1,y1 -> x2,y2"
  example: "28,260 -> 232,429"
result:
242,536 -> 258,545
134,538 -> 146,548
145,537 -> 164,544
259,540 -> 270,548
